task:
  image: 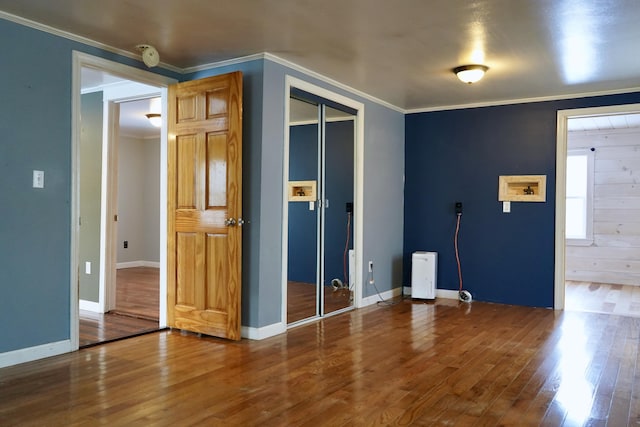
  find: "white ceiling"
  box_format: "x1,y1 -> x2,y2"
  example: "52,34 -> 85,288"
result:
568,113 -> 640,132
2,0 -> 640,113
81,68 -> 161,139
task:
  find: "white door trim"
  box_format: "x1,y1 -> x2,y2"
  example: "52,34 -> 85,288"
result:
282,75 -> 365,326
71,51 -> 176,350
554,102 -> 640,310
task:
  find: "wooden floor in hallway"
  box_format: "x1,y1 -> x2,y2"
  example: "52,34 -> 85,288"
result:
566,280 -> 640,318
79,267 -> 160,347
4,297 -> 640,426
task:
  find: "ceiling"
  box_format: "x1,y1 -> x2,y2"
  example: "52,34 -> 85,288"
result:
82,67 -> 162,139
2,0 -> 640,113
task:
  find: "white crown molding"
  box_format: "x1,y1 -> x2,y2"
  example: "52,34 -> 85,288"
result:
264,53 -> 405,114
0,10 -> 182,74
182,52 -> 267,74
407,86 -> 640,114
185,52 -> 406,114
3,9 -> 640,115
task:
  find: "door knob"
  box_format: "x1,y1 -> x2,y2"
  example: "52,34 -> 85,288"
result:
237,218 -> 245,226
225,218 -> 237,226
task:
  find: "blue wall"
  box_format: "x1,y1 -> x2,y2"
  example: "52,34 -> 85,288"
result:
404,92 -> 640,308
0,17 -> 180,353
288,124 -> 319,284
324,121 -> 355,285
0,15 -> 404,357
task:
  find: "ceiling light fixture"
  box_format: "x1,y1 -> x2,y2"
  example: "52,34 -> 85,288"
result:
136,44 -> 160,68
145,97 -> 162,127
145,113 -> 162,127
453,64 -> 489,84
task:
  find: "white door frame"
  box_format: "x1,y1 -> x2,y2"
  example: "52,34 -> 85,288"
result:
282,75 -> 365,326
554,102 -> 640,310
71,51 -> 176,349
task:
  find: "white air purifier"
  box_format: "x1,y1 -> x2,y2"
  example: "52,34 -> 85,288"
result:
411,251 -> 437,299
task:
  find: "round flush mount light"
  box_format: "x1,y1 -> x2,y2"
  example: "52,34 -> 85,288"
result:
136,44 -> 160,68
145,113 -> 162,127
453,64 -> 489,84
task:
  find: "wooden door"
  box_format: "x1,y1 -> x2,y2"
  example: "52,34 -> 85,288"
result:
167,72 -> 242,340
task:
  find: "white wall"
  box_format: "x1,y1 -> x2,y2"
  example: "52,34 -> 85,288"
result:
566,128 -> 640,286
117,135 -> 160,265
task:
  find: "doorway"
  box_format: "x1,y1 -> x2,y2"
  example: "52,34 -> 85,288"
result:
78,81 -> 162,346
283,78 -> 364,326
555,104 -> 640,315
71,52 -> 176,349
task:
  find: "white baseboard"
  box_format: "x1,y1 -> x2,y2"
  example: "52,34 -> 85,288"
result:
79,299 -> 102,313
0,340 -> 72,369
359,286 -> 403,307
241,322 -> 286,340
436,289 -> 460,300
403,286 -> 459,300
117,260 -> 160,269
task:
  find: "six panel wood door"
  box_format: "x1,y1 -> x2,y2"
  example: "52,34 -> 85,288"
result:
167,72 -> 242,340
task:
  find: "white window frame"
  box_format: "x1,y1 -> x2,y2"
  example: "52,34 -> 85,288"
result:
565,148 -> 594,246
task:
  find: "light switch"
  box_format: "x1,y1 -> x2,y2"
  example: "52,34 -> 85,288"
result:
85,261 -> 91,275
503,201 -> 511,213
33,170 -> 44,188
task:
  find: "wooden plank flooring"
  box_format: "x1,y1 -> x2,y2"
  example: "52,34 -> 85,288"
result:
287,281 -> 352,324
3,298 -> 640,426
79,311 -> 160,347
79,267 -> 159,347
113,267 -> 160,320
566,280 -> 640,318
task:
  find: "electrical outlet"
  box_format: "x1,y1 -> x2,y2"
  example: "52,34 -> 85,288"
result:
368,261 -> 373,273
455,202 -> 463,214
124,240 -> 128,249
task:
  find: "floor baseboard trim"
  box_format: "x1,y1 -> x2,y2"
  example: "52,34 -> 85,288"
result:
241,322 -> 286,340
403,286 -> 459,300
79,299 -> 102,313
360,287 -> 403,307
117,261 -> 160,269
0,340 -> 72,369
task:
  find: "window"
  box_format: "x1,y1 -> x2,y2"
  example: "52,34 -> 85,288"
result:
566,149 -> 594,244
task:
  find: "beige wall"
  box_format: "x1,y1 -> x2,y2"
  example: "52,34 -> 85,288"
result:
79,92 -> 103,302
117,135 -> 160,265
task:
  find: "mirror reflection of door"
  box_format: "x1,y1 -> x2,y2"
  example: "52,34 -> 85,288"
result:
287,94 -> 355,325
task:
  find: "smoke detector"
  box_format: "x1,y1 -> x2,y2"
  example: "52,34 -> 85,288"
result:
136,44 -> 160,68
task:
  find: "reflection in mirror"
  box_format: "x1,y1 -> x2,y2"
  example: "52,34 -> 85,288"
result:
287,95 -> 356,324
322,105 -> 355,316
287,97 -> 320,324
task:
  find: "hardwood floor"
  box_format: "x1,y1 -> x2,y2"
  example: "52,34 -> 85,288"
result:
79,267 -> 159,347
79,310 -> 160,348
287,281 -> 352,324
3,298 -> 640,426
566,280 -> 640,318
113,267 -> 160,320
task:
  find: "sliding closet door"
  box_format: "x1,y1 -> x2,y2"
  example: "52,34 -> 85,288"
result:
287,93 -> 356,325
287,98 -> 320,324
322,106 -> 355,316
